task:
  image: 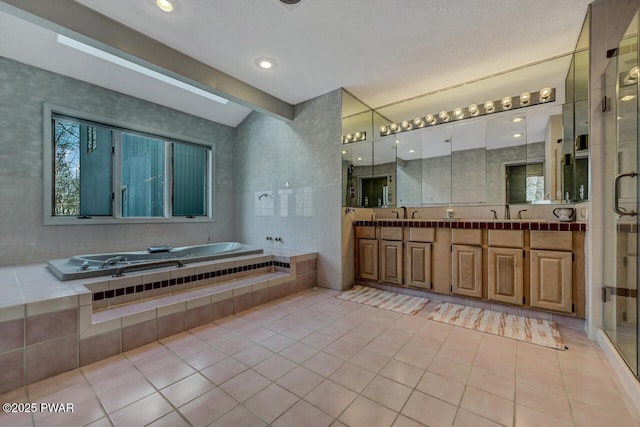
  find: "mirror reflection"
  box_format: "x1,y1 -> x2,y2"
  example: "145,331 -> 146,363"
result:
342,40 -> 590,208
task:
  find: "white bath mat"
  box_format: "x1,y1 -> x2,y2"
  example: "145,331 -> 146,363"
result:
337,285 -> 429,315
428,302 -> 566,350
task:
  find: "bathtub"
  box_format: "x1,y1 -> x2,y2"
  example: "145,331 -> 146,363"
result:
47,242 -> 263,281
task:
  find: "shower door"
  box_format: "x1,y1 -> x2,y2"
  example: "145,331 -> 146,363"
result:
603,12 -> 639,378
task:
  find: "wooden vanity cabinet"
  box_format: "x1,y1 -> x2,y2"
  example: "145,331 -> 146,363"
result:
488,231 -> 524,306
451,230 -> 482,298
529,231 -> 573,313
379,227 -> 404,285
405,229 -> 433,289
356,227 -> 378,281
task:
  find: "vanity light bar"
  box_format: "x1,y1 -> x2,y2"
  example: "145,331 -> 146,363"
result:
342,131 -> 367,144
380,88 -> 555,136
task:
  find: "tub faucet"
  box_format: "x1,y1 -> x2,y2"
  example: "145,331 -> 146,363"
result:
504,204 -> 510,220
490,210 -> 497,220
517,209 -> 528,220
101,256 -> 127,269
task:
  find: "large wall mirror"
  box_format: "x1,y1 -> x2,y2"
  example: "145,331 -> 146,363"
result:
342,11 -> 590,208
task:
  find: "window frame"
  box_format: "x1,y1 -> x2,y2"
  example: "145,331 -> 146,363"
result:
43,103 -> 216,225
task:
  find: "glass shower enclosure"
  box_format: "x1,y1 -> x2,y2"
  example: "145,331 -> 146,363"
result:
603,11 -> 640,380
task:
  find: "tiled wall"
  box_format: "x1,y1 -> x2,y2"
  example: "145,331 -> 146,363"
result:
235,90 -> 345,290
0,255 -> 317,394
0,57 -> 237,265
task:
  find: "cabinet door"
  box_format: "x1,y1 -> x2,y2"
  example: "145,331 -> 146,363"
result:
406,242 -> 432,289
451,245 -> 482,297
488,247 -> 524,305
530,250 -> 573,313
380,240 -> 403,285
358,239 -> 379,281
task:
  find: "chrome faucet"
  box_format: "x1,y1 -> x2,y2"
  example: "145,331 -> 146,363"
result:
504,204 -> 510,220
490,210 -> 497,220
517,209 -> 528,220
101,256 -> 127,269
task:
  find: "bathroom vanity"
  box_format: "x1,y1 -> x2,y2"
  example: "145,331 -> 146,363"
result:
354,219 -> 586,317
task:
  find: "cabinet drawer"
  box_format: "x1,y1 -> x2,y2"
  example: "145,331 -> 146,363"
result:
381,227 -> 403,241
530,231 -> 572,251
488,230 -> 523,248
407,227 -> 435,242
355,226 -> 376,239
451,229 -> 482,245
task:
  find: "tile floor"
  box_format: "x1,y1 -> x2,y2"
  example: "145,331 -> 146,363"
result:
0,288 -> 638,427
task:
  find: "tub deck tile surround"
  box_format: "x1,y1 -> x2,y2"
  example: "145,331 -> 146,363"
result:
0,249 -> 317,394
354,219 -> 588,231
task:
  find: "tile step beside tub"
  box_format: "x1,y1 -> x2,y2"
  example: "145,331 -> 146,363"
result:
0,249 -> 317,394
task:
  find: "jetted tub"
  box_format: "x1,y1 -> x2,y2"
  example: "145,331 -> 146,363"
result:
47,242 -> 263,281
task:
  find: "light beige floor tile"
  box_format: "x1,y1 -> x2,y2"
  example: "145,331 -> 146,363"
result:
160,373 -> 214,408
349,348 -> 391,373
110,393 -> 173,427
300,331 -> 336,349
460,386 -> 514,427
437,341 -> 478,366
97,376 -> 155,414
338,396 -> 398,427
416,321 -> 453,341
453,408 -> 504,427
514,404 -> 573,427
362,375 -> 413,412
146,360 -> 197,389
183,346 -> 227,370
427,356 -> 471,384
253,354 -> 297,381
233,344 -> 274,367
178,387 -> 237,426
394,346 -> 436,370
416,371 -> 465,405
272,399 -> 333,427
401,390 -> 457,427
329,362 -> 376,393
515,382 -> 572,422
244,384 -> 298,424
200,357 -> 248,385
392,414 -> 427,427
281,325 -> 314,340
365,337 -> 403,358
219,369 -> 270,402
216,336 -> 255,355
380,359 -> 424,388
276,366 -> 325,397
146,411 -> 191,427
161,332 -> 210,358
304,380 -> 357,418
323,339 -> 361,360
467,367 -> 515,401
302,351 -> 344,377
473,351 -> 516,379
279,342 -> 318,364
209,405 -> 267,427
404,334 -> 443,353
571,399 -> 637,427
259,333 -> 296,353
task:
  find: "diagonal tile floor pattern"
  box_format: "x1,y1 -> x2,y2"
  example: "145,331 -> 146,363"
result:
1,288 -> 638,427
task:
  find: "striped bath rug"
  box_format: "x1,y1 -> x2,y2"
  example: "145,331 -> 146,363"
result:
337,285 -> 429,315
428,302 -> 566,350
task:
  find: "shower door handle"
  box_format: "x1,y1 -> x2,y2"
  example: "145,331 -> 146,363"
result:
613,171 -> 638,216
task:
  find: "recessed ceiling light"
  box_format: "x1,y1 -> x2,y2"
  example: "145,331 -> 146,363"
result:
341,150 -> 347,154
409,149 -> 416,153
356,157 -> 363,161
512,117 -> 523,123
621,95 -> 636,101
156,0 -> 174,12
513,133 -> 523,138
257,58 -> 275,70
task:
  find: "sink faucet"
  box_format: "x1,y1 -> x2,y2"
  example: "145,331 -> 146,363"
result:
391,210 -> 400,218
400,206 -> 407,219
517,209 -> 528,220
490,210 -> 497,220
504,204 -> 510,220
411,210 -> 418,219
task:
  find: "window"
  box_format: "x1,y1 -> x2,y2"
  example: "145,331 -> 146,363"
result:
46,106 -> 213,224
